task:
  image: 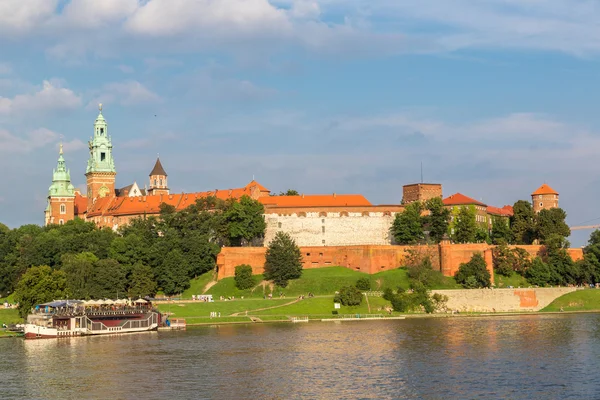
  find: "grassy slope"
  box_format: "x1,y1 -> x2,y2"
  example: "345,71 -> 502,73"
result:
157,298 -> 291,317
182,270 -> 218,298
542,289 -> 600,312
204,266 -> 460,299
0,308 -> 22,325
494,271 -> 530,288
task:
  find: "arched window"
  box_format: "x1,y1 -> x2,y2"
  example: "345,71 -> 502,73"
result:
340,211 -> 349,217
154,179 -> 157,186
160,179 -> 163,186
59,219 -> 64,225
60,204 -> 66,214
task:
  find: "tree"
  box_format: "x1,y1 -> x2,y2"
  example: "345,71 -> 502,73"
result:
263,232 -> 302,288
159,249 -> 190,295
493,241 -> 515,277
392,201 -> 424,244
128,262 -> 157,298
225,195 -> 266,246
453,206 -> 477,243
278,190 -> 299,196
525,257 -> 554,287
14,266 -> 68,318
491,216 -> 513,244
454,253 -> 491,288
335,285 -> 363,306
536,208 -> 570,244
406,256 -> 441,288
61,252 -> 98,299
423,197 -> 450,243
91,259 -> 126,299
355,277 -> 371,291
234,265 -> 255,290
511,200 -> 536,244
542,235 -> 577,285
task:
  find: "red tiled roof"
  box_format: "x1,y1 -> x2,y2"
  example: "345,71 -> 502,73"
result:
74,193 -> 87,216
443,193 -> 486,207
245,180 -> 270,193
260,194 -> 372,208
487,205 -> 513,217
531,184 -> 558,196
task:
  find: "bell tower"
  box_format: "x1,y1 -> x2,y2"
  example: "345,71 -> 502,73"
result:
45,144 -> 76,225
85,104 -> 116,208
147,157 -> 169,196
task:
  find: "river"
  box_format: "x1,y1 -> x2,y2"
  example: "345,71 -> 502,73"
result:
2,314 -> 599,399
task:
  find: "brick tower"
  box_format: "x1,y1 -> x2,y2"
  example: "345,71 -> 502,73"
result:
85,104 -> 116,208
147,157 -> 169,196
44,144 -> 76,225
531,184 -> 559,213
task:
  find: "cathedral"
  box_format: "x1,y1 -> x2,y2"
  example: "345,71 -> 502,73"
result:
44,106 -> 557,247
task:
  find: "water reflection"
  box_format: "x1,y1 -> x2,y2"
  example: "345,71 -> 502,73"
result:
0,314 -> 598,399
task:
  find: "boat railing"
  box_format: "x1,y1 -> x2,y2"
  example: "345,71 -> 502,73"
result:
83,312 -> 158,333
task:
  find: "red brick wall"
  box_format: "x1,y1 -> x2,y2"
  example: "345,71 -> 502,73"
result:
216,243 -> 584,282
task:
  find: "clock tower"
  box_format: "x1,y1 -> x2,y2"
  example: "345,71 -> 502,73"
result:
85,104 -> 116,209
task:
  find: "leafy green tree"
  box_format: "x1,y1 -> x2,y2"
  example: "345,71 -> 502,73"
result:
158,249 -> 190,296
511,200 -> 536,244
128,262 -> 157,298
180,232 -> 220,278
454,253 -> 491,288
392,201 -> 424,244
335,285 -> 363,306
525,257 -> 554,287
512,248 -> 532,275
475,227 -> 490,244
14,266 -> 69,318
491,216 -> 513,244
91,259 -> 126,299
423,197 -> 450,243
406,256 -> 441,288
542,235 -> 577,285
493,241 -> 515,277
453,206 -> 477,243
234,265 -> 255,290
278,190 -> 299,196
536,208 -> 570,244
263,232 -> 303,288
355,277 -> 371,291
225,195 -> 266,246
61,252 -> 98,299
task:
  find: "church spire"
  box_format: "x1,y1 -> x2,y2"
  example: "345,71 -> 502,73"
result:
148,157 -> 169,196
85,104 -> 117,203
45,144 -> 76,226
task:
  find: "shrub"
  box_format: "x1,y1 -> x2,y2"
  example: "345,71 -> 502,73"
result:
355,277 -> 371,291
337,285 -> 363,306
454,253 -> 491,288
407,256 -> 441,288
234,264 -> 255,290
332,310 -> 338,315
382,288 -> 394,301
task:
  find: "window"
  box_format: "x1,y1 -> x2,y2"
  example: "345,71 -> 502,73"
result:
539,195 -> 542,200
321,219 -> 325,223
154,179 -> 157,186
278,222 -> 282,228
322,226 -> 325,233
306,253 -> 311,256
100,128 -> 104,134
100,152 -> 106,161
59,219 -> 64,225
160,179 -> 163,186
322,239 -> 325,244
60,204 -> 66,214
539,202 -> 543,207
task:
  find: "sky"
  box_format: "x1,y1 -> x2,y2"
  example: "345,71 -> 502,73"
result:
1,0 -> 600,246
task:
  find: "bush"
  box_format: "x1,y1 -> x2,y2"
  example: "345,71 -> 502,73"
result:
382,288 -> 394,301
355,277 -> 371,291
407,256 -> 441,288
332,310 -> 338,315
337,285 -> 363,306
234,264 -> 254,290
454,253 -> 491,288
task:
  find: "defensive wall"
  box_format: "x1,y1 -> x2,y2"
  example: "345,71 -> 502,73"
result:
431,287 -> 578,312
216,243 -> 584,281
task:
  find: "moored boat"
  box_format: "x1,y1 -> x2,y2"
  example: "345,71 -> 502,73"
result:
24,298 -> 161,339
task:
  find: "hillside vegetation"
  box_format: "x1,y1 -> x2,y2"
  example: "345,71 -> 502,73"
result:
542,289 -> 600,312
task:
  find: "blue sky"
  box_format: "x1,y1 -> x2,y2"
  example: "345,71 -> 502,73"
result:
1,0 -> 599,246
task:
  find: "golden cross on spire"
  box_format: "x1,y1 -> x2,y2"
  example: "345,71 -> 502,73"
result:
59,142 -> 63,155
99,103 -> 103,112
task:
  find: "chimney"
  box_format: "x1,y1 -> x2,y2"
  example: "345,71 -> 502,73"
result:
333,193 -> 336,198
302,193 -> 305,198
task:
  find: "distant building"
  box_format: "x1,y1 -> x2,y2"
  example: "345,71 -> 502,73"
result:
531,184 -> 559,213
402,183 -> 442,204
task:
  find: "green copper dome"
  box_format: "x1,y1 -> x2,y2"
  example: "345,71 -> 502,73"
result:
86,104 -> 116,174
49,144 -> 75,197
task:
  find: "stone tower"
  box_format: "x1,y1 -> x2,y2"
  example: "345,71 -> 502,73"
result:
85,104 -> 116,208
531,184 -> 559,213
45,144 -> 76,225
147,157 -> 169,196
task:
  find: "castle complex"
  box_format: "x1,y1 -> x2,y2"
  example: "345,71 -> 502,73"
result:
45,107 -> 559,248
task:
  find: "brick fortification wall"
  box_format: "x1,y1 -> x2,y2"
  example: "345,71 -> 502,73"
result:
216,244 -> 584,281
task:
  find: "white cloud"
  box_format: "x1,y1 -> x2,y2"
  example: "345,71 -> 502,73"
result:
88,80 -> 161,108
0,80 -> 81,115
0,63 -> 11,75
0,127 -> 61,153
59,0 -> 137,29
0,0 -> 58,35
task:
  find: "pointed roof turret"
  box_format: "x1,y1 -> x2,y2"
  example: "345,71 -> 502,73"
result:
531,184 -> 558,196
49,143 -> 75,197
149,157 -> 167,177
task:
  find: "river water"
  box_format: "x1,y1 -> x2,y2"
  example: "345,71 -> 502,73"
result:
2,314 -> 600,399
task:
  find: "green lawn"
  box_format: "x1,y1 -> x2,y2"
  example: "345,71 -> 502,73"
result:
0,293 -> 15,304
203,266 -> 459,300
542,289 -> 600,312
0,308 -> 22,325
494,271 -> 530,288
156,298 -> 291,317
